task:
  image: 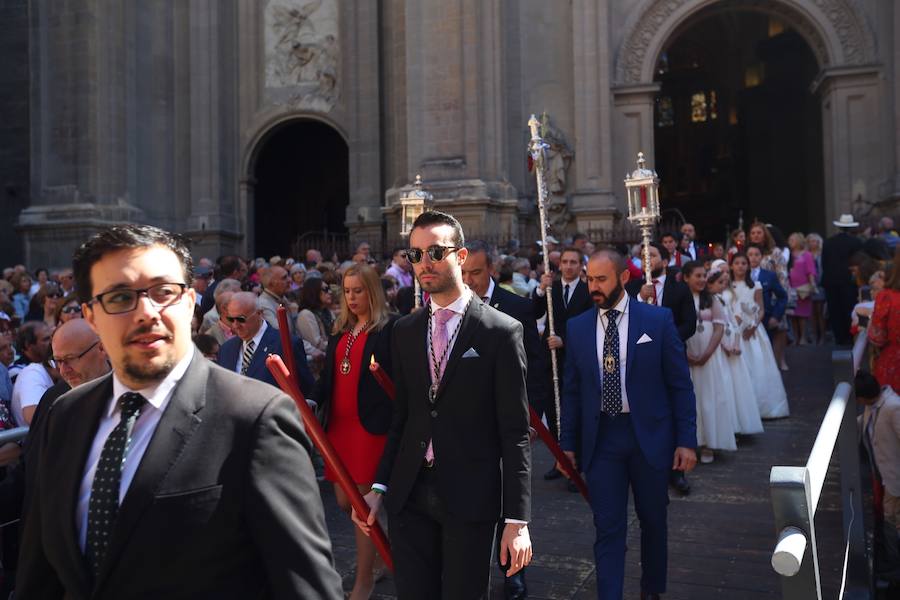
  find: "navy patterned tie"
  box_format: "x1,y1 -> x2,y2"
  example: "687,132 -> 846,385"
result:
85,392 -> 146,577
601,309 -> 622,416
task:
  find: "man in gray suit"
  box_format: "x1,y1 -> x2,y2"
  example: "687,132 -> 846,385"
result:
18,224 -> 342,599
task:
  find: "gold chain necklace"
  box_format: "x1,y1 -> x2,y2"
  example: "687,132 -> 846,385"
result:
340,321 -> 368,375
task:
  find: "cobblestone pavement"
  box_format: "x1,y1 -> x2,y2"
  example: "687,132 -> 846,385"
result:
322,344 -> 844,599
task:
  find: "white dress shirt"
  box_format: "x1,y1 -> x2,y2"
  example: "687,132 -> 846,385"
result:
76,346 -> 195,552
427,288 -> 472,363
235,320 -> 269,373
595,293 -> 630,413
483,278 -> 496,303
751,267 -> 761,283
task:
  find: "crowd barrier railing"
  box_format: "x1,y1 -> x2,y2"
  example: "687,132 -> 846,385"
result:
769,332 -> 872,599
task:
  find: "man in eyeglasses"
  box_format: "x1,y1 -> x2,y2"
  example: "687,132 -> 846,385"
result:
17,224 -> 342,599
353,210 -> 533,599
216,291 -> 314,395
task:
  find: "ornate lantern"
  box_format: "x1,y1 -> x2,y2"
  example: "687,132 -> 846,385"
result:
399,174 -> 434,308
399,174 -> 434,238
624,152 -> 661,281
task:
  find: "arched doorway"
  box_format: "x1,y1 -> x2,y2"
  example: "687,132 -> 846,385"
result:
652,8 -> 825,240
250,119 -> 349,258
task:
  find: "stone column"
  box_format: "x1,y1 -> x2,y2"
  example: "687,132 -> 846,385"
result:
570,0 -> 617,230
815,66 -> 885,233
611,83 -> 661,215
18,0 -> 142,269
385,0 -> 518,239
345,0 -> 383,241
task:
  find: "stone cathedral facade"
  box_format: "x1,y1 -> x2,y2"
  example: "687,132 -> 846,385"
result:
1,0 -> 897,267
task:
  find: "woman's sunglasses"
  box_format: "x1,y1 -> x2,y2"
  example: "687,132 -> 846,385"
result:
224,315 -> 249,324
62,305 -> 82,314
404,245 -> 461,264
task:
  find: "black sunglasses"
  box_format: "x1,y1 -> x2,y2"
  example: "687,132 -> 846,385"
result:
224,315 -> 250,324
46,292 -> 64,299
404,246 -> 462,264
62,305 -> 82,314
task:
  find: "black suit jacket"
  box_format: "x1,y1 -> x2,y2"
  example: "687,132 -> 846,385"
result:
217,324 -> 315,396
375,297 -> 531,523
485,284 -> 547,410
532,279 -> 593,342
821,232 -> 863,286
17,354 -> 343,600
313,316 -> 397,434
625,274 -> 697,342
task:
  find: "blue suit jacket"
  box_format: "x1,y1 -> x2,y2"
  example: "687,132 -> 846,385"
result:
757,269 -> 787,323
217,324 -> 315,397
560,300 -> 696,471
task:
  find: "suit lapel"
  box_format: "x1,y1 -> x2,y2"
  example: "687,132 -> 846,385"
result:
249,327 -> 278,377
56,375 -> 112,591
626,301 -> 641,382
435,296 -> 478,401
94,355 -> 208,589
590,310 -> 603,394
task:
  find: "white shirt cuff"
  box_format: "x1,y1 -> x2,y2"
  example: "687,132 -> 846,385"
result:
535,287 -> 545,297
504,519 -> 528,525
371,483 -> 388,493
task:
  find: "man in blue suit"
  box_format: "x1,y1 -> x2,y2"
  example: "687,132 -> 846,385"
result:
217,291 -> 314,395
746,244 -> 787,337
560,249 -> 697,600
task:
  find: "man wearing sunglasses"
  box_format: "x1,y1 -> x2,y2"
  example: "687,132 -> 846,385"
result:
353,211 -> 532,599
17,224 -> 342,599
216,291 -> 314,395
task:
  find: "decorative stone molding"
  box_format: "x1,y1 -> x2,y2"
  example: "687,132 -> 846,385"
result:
615,0 -> 876,85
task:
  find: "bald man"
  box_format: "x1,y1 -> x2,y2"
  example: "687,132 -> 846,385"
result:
257,266 -> 296,334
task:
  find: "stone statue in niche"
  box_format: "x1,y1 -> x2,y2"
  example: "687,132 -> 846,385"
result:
534,113 -> 574,228
265,0 -> 339,111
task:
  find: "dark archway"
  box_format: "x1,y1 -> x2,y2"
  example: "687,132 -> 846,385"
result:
251,119 -> 349,258
653,10 -> 824,242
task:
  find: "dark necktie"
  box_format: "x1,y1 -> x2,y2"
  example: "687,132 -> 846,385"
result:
86,392 -> 146,577
241,339 -> 256,375
601,309 -> 622,416
563,283 -> 570,308
651,279 -> 660,305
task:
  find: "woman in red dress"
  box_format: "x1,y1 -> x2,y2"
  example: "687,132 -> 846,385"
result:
314,263 -> 396,599
868,250 -> 900,393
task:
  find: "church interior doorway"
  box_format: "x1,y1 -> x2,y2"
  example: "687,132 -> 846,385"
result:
251,119 -> 349,258
653,9 -> 825,243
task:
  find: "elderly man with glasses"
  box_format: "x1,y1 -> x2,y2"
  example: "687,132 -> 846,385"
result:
216,291 -> 314,395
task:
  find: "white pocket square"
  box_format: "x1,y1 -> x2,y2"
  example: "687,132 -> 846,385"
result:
636,333 -> 653,344
461,347 -> 480,358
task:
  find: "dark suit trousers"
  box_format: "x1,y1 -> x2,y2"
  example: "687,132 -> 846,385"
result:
824,284 -> 858,346
586,414 -> 668,598
390,466 -> 496,599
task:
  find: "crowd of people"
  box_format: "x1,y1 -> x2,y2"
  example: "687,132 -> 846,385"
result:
0,211 -> 896,598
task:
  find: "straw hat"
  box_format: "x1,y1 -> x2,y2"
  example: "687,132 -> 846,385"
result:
832,214 -> 859,228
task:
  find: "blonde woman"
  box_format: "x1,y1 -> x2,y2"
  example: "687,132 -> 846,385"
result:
313,264 -> 396,599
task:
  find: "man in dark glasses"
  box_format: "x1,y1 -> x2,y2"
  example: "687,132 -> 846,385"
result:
353,210 -> 533,599
216,291 -> 314,394
17,224 -> 342,599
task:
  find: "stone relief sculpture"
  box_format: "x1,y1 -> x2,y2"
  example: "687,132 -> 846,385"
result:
265,0 -> 339,111
533,114 -> 574,228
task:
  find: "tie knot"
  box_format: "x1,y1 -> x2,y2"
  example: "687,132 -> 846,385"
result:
247,339 -> 256,350
651,279 -> 660,284
434,308 -> 455,326
118,392 -> 146,418
605,309 -> 620,326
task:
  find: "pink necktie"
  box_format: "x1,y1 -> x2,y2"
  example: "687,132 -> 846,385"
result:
425,308 -> 455,464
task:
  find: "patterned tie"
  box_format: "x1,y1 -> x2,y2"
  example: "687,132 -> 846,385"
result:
424,308 -> 455,464
86,392 -> 146,577
241,339 -> 256,375
601,309 -> 622,416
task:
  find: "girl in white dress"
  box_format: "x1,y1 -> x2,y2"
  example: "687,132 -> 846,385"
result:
683,261 -> 738,462
707,261 -> 764,436
729,253 -> 790,418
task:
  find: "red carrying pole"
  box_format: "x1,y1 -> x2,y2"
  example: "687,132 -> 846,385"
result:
275,306 -> 299,384
528,406 -> 590,502
265,354 -> 394,573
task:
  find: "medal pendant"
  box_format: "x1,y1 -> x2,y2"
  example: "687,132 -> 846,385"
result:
340,358 -> 351,375
604,354 -> 616,374
428,385 -> 438,404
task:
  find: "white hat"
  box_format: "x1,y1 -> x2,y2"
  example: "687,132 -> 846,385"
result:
833,214 -> 859,228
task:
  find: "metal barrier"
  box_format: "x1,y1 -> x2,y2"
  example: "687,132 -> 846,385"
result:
769,333 -> 872,599
0,427 -> 28,446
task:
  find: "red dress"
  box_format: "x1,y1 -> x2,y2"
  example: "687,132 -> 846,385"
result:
324,330 -> 387,484
868,289 -> 900,393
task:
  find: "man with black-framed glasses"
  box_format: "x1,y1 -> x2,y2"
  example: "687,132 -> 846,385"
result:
17,224 -> 342,599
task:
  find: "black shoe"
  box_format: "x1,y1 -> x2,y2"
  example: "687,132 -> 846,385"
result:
543,466 -> 562,480
640,591 -> 661,600
504,569 -> 528,599
670,471 -> 690,495
567,479 -> 579,493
